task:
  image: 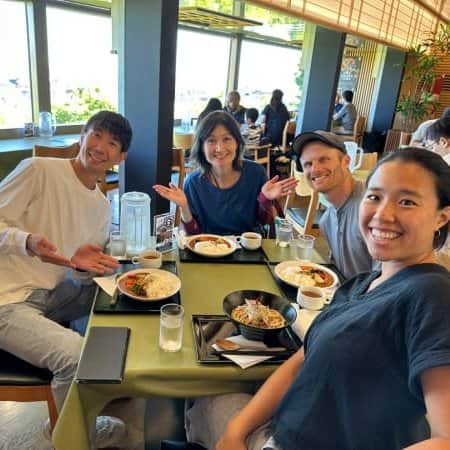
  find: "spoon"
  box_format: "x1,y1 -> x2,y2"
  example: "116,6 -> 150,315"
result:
215,339 -> 285,352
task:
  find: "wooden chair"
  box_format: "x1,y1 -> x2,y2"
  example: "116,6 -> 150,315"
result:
283,161 -> 323,237
172,147 -> 186,226
280,120 -> 297,153
245,143 -> 271,175
334,116 -> 366,147
0,350 -> 58,432
400,131 -> 412,146
383,129 -> 402,155
360,152 -> 378,170
33,143 -> 119,195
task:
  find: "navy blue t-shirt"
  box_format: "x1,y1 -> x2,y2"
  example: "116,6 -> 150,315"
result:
273,264 -> 450,450
183,160 -> 267,235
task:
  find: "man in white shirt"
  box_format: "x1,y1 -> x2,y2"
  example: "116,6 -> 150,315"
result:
0,110 -> 132,447
410,106 -> 450,146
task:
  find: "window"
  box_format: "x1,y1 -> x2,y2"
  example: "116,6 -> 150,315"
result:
174,29 -> 230,121
238,40 -> 301,114
0,0 -> 32,129
47,5 -> 117,125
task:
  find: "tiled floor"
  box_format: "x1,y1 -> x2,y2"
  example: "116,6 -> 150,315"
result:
0,398 -> 146,450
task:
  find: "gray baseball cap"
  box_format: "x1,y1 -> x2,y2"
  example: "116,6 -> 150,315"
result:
293,130 -> 347,157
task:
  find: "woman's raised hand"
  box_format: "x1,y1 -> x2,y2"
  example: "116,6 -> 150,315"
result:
153,182 -> 189,208
261,175 -> 298,200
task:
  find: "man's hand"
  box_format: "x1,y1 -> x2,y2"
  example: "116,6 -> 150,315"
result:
26,234 -> 74,268
261,175 -> 298,200
71,244 -> 119,274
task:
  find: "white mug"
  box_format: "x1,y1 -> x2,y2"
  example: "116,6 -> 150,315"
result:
296,286 -> 326,310
344,141 -> 363,172
238,232 -> 262,250
131,250 -> 162,268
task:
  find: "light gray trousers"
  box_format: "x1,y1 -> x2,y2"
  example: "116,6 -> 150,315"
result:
185,394 -> 279,450
0,278 -> 96,411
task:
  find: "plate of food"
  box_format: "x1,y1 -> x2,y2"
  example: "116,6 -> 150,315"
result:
185,234 -> 237,258
117,269 -> 181,301
223,290 -> 297,341
274,261 -> 338,289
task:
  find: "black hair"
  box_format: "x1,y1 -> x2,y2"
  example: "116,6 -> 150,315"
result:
246,108 -> 259,123
366,147 -> 450,249
83,110 -> 132,152
425,117 -> 450,142
270,89 -> 284,110
342,90 -> 354,102
190,111 -> 245,173
442,106 -> 450,119
198,98 -> 223,122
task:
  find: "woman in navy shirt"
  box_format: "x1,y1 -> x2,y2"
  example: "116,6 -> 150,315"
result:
154,111 -> 296,236
185,148 -> 450,450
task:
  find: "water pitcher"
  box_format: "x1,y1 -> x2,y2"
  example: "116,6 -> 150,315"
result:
39,112 -> 56,138
120,192 -> 151,256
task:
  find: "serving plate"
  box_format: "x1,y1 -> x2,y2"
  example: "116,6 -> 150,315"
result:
117,268 -> 181,301
274,261 -> 338,289
185,234 -> 237,258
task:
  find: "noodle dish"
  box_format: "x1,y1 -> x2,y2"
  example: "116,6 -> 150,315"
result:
223,290 -> 296,341
117,268 -> 181,301
274,261 -> 338,289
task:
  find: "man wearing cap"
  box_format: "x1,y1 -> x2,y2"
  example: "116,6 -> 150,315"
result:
293,130 -> 376,279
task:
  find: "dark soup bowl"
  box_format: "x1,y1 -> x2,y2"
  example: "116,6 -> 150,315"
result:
223,290 -> 297,341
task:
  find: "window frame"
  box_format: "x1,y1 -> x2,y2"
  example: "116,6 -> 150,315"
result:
0,0 -> 111,139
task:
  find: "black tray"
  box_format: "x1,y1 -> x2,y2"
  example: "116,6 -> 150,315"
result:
93,261 -> 181,314
264,261 -> 345,302
179,246 -> 267,264
192,315 -> 302,364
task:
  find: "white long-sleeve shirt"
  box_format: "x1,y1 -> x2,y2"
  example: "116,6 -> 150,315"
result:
0,157 -> 110,305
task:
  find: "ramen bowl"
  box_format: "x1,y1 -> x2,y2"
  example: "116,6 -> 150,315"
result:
223,290 -> 297,341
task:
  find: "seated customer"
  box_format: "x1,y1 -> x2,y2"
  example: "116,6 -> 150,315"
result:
154,111 -> 297,236
0,111 -> 132,448
197,98 -> 223,126
224,91 -> 246,124
185,148 -> 450,450
293,130 -> 376,279
332,90 -> 357,134
410,106 -> 450,146
241,108 -> 264,159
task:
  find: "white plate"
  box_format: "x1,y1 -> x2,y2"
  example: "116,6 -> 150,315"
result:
185,234 -> 237,258
117,268 -> 181,301
274,261 -> 339,289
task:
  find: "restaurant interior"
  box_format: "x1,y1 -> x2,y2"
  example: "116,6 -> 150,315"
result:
1,0 -> 450,449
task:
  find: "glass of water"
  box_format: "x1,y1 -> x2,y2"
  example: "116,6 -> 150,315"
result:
276,219 -> 293,248
292,234 -> 315,261
109,231 -> 127,260
159,303 -> 184,352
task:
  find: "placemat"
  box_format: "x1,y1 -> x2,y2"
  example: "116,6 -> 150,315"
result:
179,247 -> 267,264
93,261 -> 181,314
192,315 -> 301,364
264,261 -> 345,302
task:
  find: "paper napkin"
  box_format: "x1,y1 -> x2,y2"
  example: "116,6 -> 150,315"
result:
93,274 -> 117,296
291,304 -> 321,341
212,335 -> 274,369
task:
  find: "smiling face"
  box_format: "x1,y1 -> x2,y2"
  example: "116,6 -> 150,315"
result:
359,161 -> 450,268
203,124 -> 238,170
78,127 -> 126,176
300,142 -> 351,194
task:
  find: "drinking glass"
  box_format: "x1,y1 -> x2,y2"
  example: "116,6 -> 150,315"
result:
292,234 -> 315,261
159,304 -> 184,352
276,219 -> 293,248
109,231 -> 127,260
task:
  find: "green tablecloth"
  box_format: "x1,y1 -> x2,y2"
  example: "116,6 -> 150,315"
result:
52,243 -> 326,450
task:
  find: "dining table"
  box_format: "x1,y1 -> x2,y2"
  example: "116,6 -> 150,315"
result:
52,240 -> 328,450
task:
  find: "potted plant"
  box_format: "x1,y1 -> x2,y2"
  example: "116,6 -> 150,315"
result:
396,24 -> 450,132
